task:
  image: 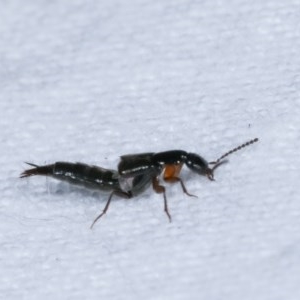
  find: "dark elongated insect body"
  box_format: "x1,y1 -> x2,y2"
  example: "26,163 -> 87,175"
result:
21,138 -> 258,228
21,162 -> 121,191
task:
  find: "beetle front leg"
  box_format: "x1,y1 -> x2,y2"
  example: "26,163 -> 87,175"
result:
164,177 -> 197,198
152,177 -> 172,222
163,164 -> 197,198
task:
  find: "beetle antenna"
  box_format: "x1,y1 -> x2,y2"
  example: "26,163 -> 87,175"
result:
209,138 -> 259,166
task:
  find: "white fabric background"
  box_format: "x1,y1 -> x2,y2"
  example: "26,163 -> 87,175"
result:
1,1 -> 299,299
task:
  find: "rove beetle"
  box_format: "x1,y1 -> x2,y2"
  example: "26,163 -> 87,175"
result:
20,138 -> 258,228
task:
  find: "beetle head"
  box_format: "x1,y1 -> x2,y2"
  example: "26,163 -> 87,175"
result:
185,153 -> 212,180
186,152 -> 227,181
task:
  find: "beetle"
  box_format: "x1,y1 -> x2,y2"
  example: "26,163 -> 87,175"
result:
20,138 -> 258,228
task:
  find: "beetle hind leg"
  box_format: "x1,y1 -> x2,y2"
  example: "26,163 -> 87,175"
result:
90,190 -> 132,229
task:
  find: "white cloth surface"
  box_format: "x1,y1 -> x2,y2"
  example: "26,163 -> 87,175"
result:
0,1 -> 299,299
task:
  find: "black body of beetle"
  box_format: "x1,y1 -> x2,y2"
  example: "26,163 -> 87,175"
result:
119,150 -> 214,179
20,138 -> 258,228
20,161 -> 153,228
21,162 -> 120,190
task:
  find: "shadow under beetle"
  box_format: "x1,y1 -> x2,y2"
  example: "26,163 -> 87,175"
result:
20,138 -> 258,228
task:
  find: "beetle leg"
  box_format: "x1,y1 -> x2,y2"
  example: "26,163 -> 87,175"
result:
152,177 -> 172,222
163,164 -> 197,198
164,177 -> 197,198
90,190 -> 132,229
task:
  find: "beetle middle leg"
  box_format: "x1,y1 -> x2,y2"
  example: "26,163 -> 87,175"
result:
152,177 -> 172,222
163,164 -> 197,198
90,190 -> 132,229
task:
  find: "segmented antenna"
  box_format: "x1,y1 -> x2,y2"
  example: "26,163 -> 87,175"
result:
210,138 -> 258,165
